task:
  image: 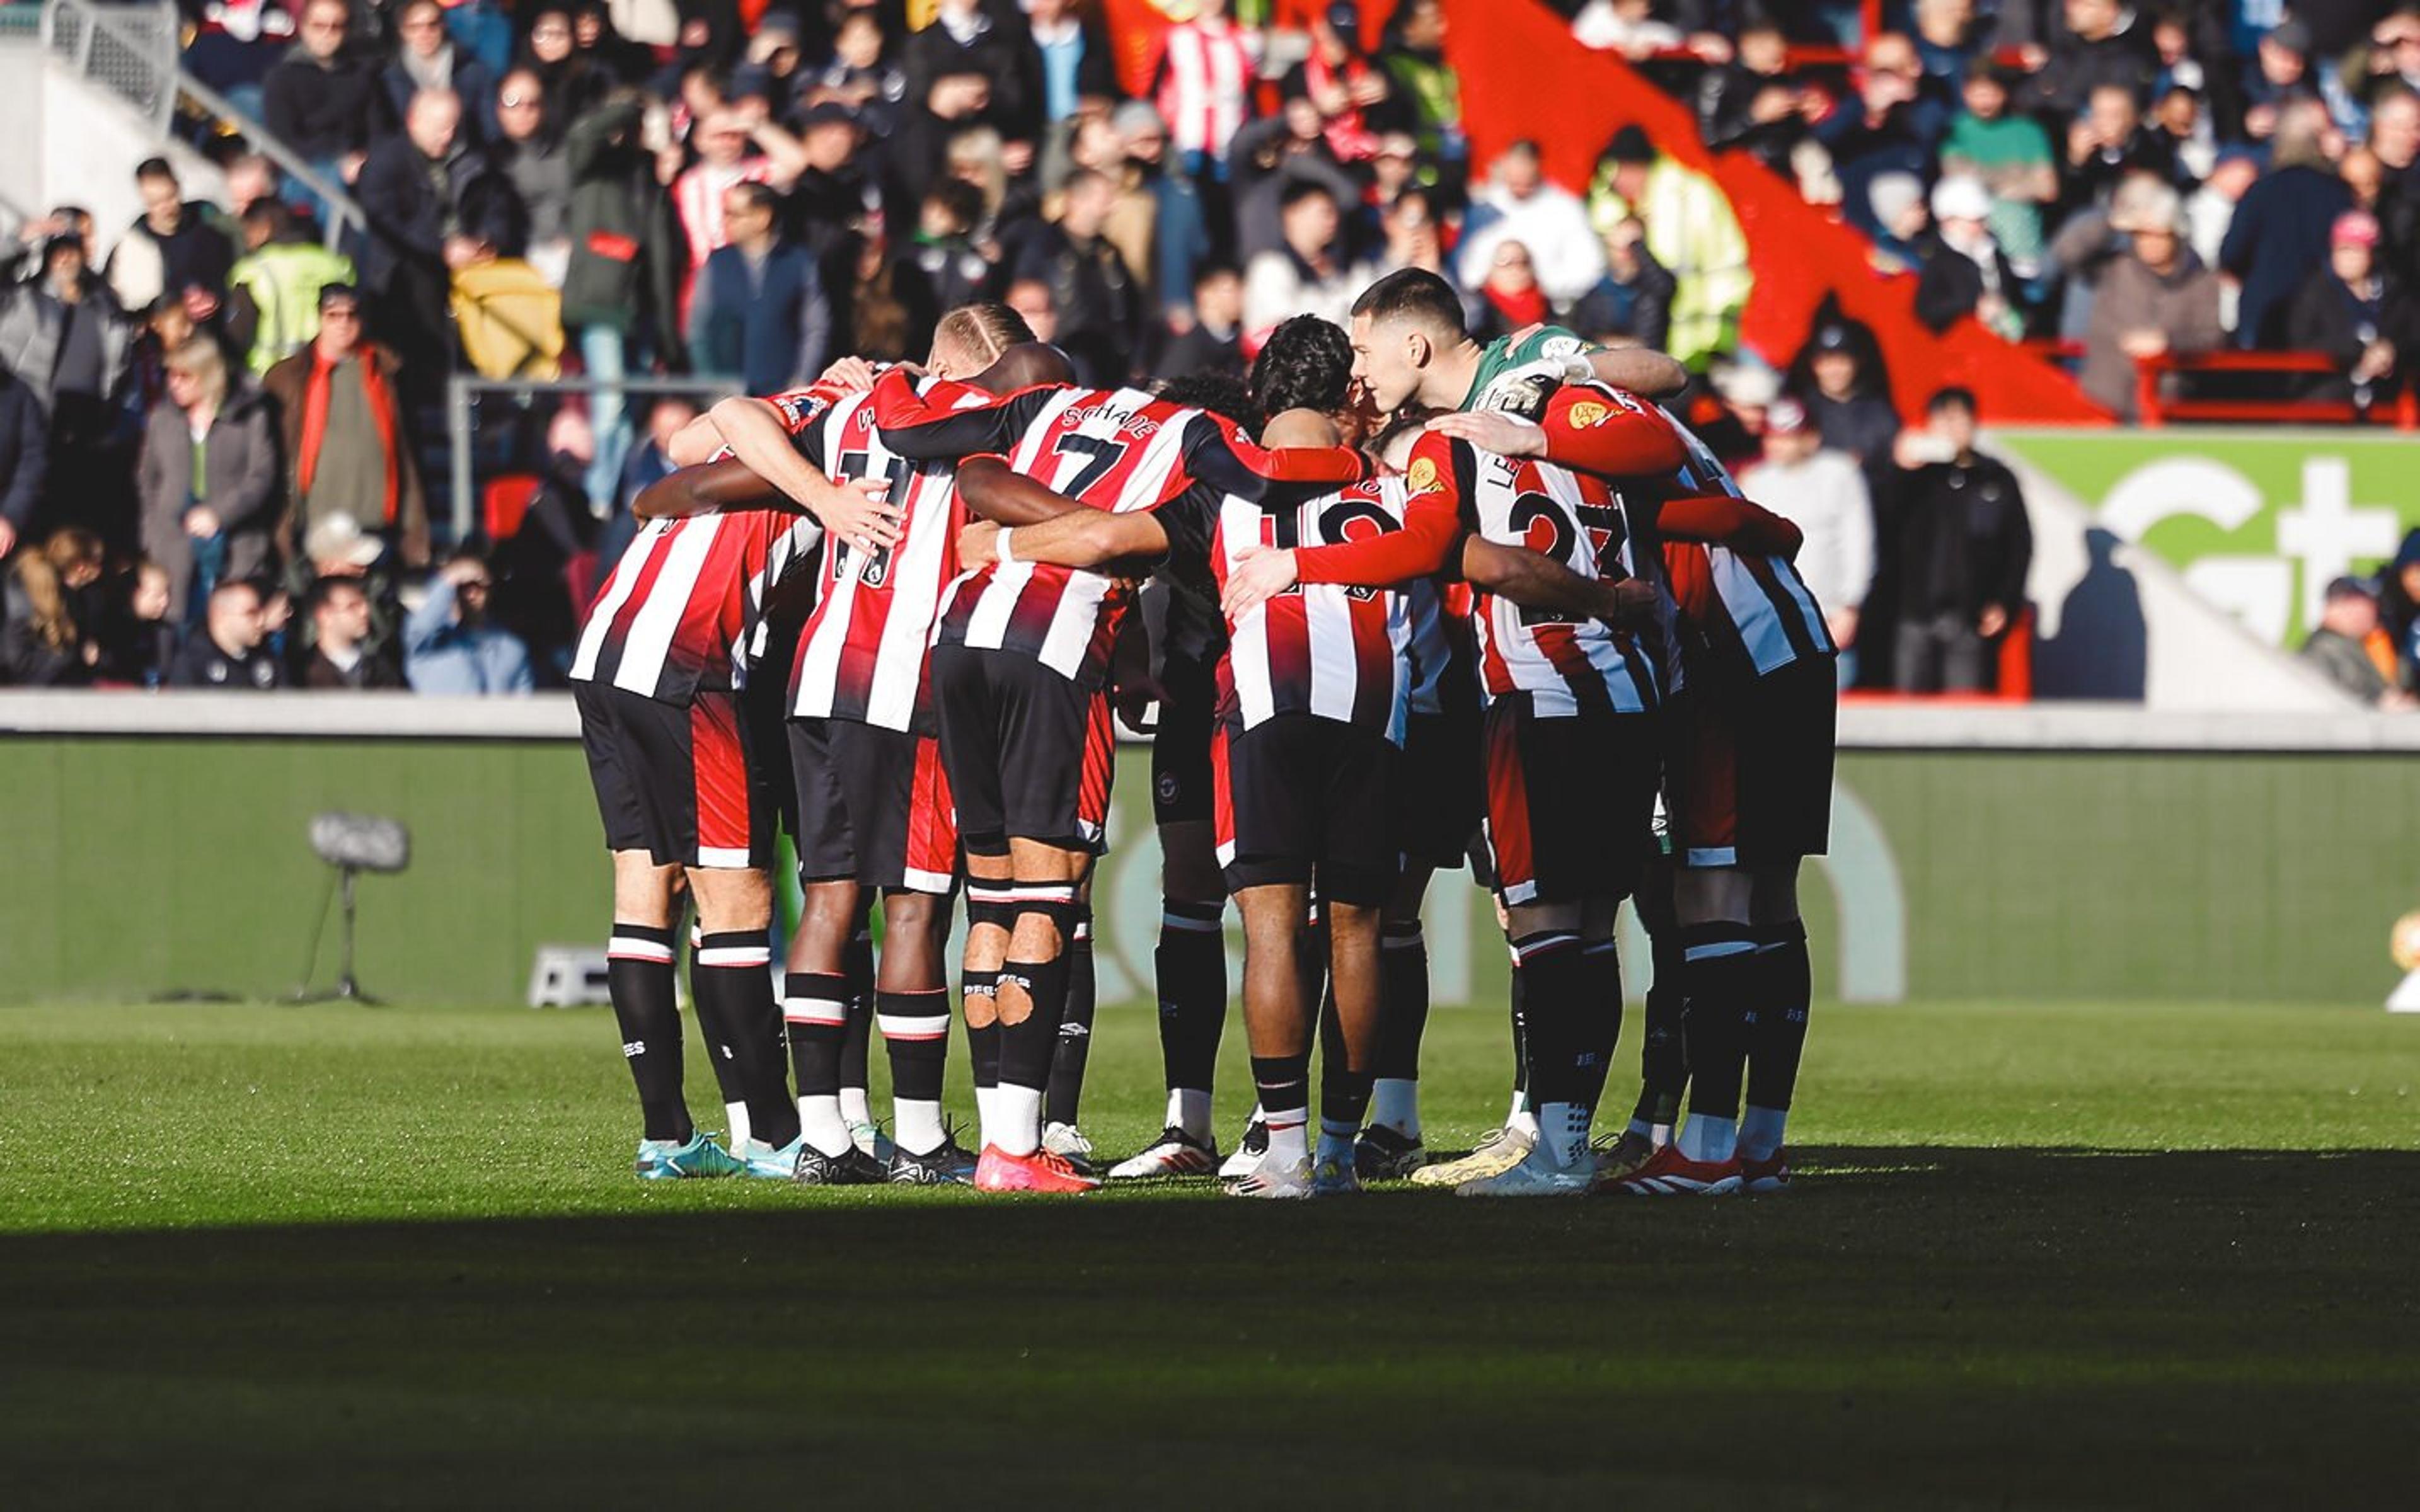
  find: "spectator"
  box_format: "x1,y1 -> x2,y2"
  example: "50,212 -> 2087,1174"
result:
1739,397 -> 1874,687
792,103 -> 885,264
1793,318 -> 1901,479
2221,99 -> 2353,346
2279,210 -> 2420,408
1568,213 -> 1674,352
1816,31 -> 1940,231
404,551 -> 534,694
1115,101 -> 1212,323
1910,0 -> 1983,100
907,0 -> 1038,144
1227,94 -> 1359,264
299,574 -> 404,689
262,0 -> 388,180
105,160 -> 238,321
384,0 -> 498,149
690,181 -> 831,394
1867,171 -> 1933,268
264,285 -> 430,570
1,527 -> 103,685
1877,387 -> 2032,694
1914,175 -> 2024,337
1287,3 -> 1393,164
672,105 -> 810,297
2299,575 -> 2413,707
355,89 -> 524,392
166,578 -> 284,690
139,339 -> 282,630
2148,81 -> 2217,185
563,88 -> 682,509
0,234 -> 134,544
2361,89 -> 2420,281
0,362 -> 47,561
1590,123 -> 1749,369
1030,169 -> 1143,385
1023,0 -> 1115,130
492,70 -> 574,284
1940,62 -> 2058,276
1243,179 -> 1376,340
520,6 -> 611,124
889,70 -> 1007,219
1570,0 -> 1683,59
1471,239 -> 1551,340
2382,528 -> 2420,694
599,397 -> 696,576
1151,0 -> 1260,180
1156,263 -> 1245,380
224,202 -> 359,375
834,222 -> 937,364
2028,0 -> 2156,120
2237,15 -> 2320,147
2054,176 -> 2225,418
93,559 -> 175,688
1377,0 -> 1465,169
2060,82 -> 2178,219
298,510 -> 405,670
221,155 -> 282,223
911,180 -> 1000,320
811,9 -> 909,139
1457,140 -> 1606,310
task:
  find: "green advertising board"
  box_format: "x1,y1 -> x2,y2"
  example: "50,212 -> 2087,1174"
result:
1997,429 -> 2420,648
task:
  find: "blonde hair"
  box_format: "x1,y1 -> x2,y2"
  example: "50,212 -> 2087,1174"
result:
13,527 -> 103,651
164,337 -> 229,413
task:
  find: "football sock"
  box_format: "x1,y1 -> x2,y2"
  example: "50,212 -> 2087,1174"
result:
1743,919 -> 1813,1148
838,927 -> 875,1125
1739,1106 -> 1787,1162
693,931 -> 798,1150
1167,1088 -> 1214,1140
783,971 -> 853,1155
1579,938 -> 1624,1114
1316,1119 -> 1359,1170
1045,912 -> 1097,1129
1633,919 -> 1688,1133
962,969 -> 1001,1142
1506,948 -> 1530,1123
1320,1063 -> 1374,1155
1252,1054 -> 1311,1167
606,923 -> 690,1142
1680,1113 -> 1737,1165
1371,920 -> 1429,1135
1680,921 -> 1758,1163
995,953 -> 1071,1158
1154,901 -> 1228,1134
878,988 -> 950,1156
1512,931 -> 1592,1159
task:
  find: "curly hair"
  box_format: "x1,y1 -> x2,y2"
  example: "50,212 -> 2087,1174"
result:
1154,372 -> 1258,433
1248,314 -> 1354,429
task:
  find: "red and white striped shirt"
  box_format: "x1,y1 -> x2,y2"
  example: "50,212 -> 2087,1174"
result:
873,374 -> 1360,688
786,379 -> 991,730
1413,430 -> 1661,718
1653,410 -> 1834,677
1153,18 -> 1257,158
570,509 -> 823,704
1210,476 -> 1411,742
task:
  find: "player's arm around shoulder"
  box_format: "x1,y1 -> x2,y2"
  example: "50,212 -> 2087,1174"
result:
633,457 -> 792,520
956,457 -> 1170,571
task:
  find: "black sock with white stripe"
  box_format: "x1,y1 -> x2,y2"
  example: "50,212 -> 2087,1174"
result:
606,923 -> 690,1142
838,927 -> 876,1130
1045,912 -> 1097,1130
1512,932 -> 1592,1165
1251,1053 -> 1312,1169
693,932 -> 798,1151
1678,922 -> 1758,1164
879,988 -> 952,1156
1371,920 -> 1429,1137
784,971 -> 853,1155
1632,919 -> 1688,1139
1153,900 -> 1226,1138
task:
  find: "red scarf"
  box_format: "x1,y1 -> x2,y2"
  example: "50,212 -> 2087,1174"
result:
296,348 -> 401,525
1485,282 -> 1550,330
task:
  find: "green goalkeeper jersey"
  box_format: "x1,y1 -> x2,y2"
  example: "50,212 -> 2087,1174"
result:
1460,324 -> 1601,412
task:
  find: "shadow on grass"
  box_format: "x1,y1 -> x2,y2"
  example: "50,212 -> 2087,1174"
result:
3,1148 -> 2414,1507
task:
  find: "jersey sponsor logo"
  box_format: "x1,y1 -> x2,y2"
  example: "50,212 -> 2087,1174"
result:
1540,335 -> 1586,359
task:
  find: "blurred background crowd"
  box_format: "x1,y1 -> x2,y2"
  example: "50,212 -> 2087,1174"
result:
0,0 -> 2414,704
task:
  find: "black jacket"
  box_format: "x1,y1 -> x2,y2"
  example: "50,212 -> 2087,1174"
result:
262,48 -> 389,162
0,373 -> 47,532
355,136 -> 525,294
2279,273 -> 2420,404
1877,450 -> 2033,624
167,634 -> 284,690
1913,234 -> 2021,335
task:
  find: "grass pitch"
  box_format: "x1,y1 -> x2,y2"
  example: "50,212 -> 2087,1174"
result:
1,996 -> 2413,1508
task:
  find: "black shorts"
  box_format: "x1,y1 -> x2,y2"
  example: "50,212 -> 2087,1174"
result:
789,718 -> 959,893
575,681 -> 773,869
1150,647 -> 1218,827
1394,710 -> 1484,871
1668,656 -> 1837,868
931,643 -> 1115,856
1479,697 -> 1659,907
1213,713 -> 1397,906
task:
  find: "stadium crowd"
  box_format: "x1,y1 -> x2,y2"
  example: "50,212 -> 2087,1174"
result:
0,0 -> 2415,699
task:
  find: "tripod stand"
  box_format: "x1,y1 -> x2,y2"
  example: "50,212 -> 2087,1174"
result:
293,864 -> 381,1005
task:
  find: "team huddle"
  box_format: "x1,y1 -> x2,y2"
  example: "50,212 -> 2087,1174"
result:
570,265 -> 1836,1199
